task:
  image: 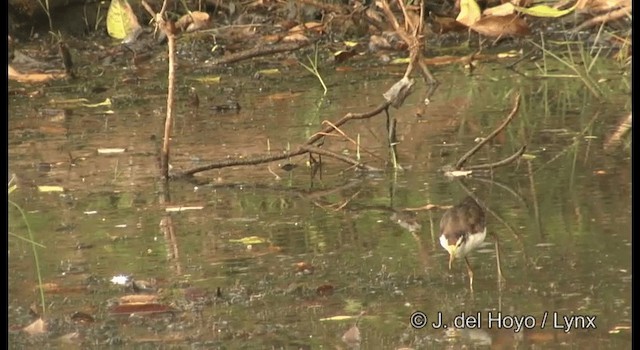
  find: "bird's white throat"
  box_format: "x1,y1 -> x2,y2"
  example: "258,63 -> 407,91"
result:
440,228 -> 487,258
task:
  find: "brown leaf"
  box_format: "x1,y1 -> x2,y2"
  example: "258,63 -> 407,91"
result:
119,294 -> 159,304
470,14 -> 531,37
175,11 -> 211,32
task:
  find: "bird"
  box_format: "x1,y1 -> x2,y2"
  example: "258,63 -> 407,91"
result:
439,196 -> 487,291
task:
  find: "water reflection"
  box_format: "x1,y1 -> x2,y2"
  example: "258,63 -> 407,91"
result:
9,59 -> 630,348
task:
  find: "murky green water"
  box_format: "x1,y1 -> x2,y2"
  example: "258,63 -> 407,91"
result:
9,38 -> 631,348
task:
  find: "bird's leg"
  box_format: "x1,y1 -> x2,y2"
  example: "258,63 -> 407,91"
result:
465,257 -> 474,292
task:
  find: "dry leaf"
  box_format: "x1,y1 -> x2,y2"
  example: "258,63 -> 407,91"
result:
175,11 -> 211,32
282,33 -> 310,43
23,318 -> 47,335
9,65 -> 66,83
119,294 -> 159,304
470,14 -> 531,37
288,22 -> 324,34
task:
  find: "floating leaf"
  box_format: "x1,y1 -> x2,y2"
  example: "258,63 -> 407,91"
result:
109,303 -> 177,316
229,236 -> 266,245
515,4 -> 577,18
9,65 -> 65,83
256,68 -> 281,76
444,170 -> 473,177
165,206 -> 204,212
97,148 -> 126,154
81,98 -> 112,108
193,75 -> 221,83
119,294 -> 159,304
389,57 -> 411,65
319,315 -> 358,321
38,185 -> 64,192
106,0 -> 141,40
457,0 -> 482,27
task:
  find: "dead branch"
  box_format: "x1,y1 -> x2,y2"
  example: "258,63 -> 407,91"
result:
202,41 -> 314,67
455,92 -> 521,170
306,101 -> 392,145
142,0 -> 177,183
174,101 -> 391,178
300,145 -> 382,172
572,6 -> 631,33
463,145 -> 527,171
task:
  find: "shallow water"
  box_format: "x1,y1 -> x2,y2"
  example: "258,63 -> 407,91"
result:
9,38 -> 631,348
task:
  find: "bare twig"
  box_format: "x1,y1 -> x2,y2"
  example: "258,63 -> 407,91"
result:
306,101 -> 391,145
378,0 -> 436,84
300,145 -> 382,172
455,92 -> 521,170
464,145 -> 526,171
572,6 -> 631,33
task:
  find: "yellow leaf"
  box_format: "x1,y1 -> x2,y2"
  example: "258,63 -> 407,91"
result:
456,0 -> 482,27
390,57 -> 411,65
514,4 -> 577,18
38,186 -> 64,192
107,0 -> 141,40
